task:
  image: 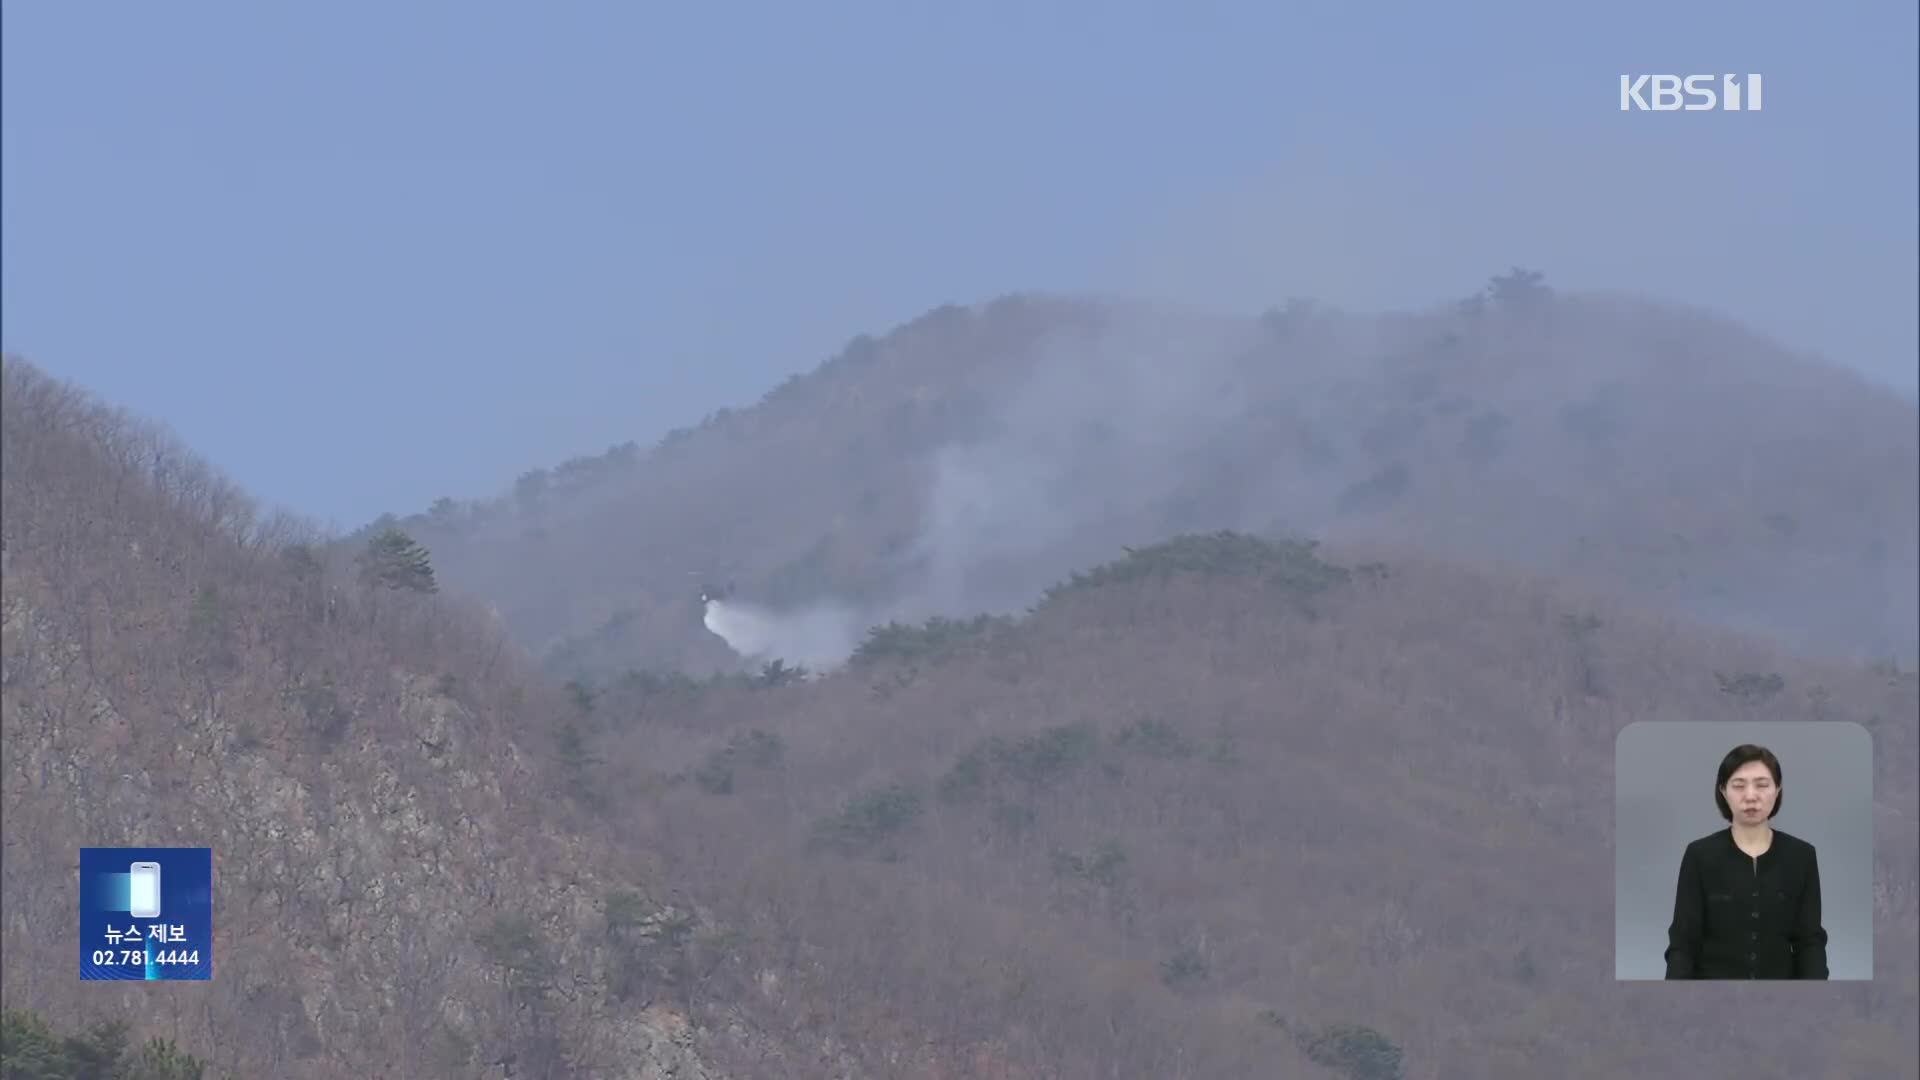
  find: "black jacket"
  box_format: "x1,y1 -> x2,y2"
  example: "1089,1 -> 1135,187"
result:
1664,827 -> 1829,979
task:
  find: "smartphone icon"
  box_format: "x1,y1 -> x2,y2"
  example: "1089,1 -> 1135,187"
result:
128,862 -> 161,919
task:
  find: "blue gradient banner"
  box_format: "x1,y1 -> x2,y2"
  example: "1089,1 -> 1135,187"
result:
79,847 -> 212,981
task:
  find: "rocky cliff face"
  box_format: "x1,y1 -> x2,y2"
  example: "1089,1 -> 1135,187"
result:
2,580 -> 751,1078
0,358 -> 821,1078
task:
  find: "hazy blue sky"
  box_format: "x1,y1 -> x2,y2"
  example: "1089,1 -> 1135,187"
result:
5,1 -> 1914,530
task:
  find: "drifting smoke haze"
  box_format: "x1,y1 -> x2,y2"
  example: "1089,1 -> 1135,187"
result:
384,114 -> 1912,678
701,303 -> 1343,670
697,288 -> 1917,673
901,305 -> 1274,612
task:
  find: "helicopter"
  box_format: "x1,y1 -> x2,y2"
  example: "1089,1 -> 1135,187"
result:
690,572 -> 735,605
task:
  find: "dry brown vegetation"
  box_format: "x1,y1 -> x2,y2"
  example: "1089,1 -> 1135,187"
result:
0,357 -> 831,1077
384,282 -> 1917,682
4,275 -> 1917,1080
578,534 -> 1918,1078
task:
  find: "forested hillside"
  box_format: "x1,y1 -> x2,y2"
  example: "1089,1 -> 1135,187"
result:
1,1008 -> 220,1079
559,531 -> 1919,1078
375,276 -> 1918,683
4,336 -> 1915,1078
0,358 -> 840,1078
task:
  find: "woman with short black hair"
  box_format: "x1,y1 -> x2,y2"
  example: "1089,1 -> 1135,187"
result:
1663,744 -> 1829,979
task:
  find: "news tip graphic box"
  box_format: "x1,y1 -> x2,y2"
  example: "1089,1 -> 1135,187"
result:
79,847 -> 212,981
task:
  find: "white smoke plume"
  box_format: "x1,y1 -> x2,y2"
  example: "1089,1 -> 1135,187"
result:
689,274 -> 1915,674
702,595 -> 861,673
888,301 -> 1298,620
700,304 -> 1286,671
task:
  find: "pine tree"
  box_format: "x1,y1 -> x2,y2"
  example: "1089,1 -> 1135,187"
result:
359,527 -> 438,593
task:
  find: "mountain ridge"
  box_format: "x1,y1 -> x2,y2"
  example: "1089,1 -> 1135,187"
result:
367,276 -> 1917,681
3,351 -> 1915,1078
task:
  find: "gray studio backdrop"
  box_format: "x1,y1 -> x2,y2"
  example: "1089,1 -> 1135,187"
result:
1615,720 -> 1874,980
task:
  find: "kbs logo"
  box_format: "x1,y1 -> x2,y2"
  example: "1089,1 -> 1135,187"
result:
1619,74 -> 1763,111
